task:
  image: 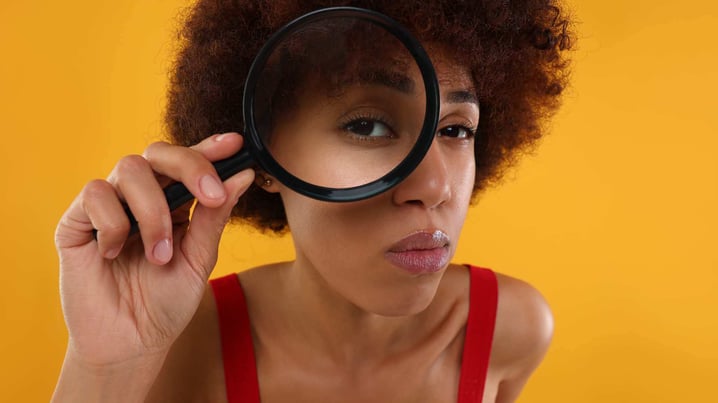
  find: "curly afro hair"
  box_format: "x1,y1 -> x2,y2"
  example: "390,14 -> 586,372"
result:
165,0 -> 575,234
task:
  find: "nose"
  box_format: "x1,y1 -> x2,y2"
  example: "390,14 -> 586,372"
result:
392,140 -> 452,209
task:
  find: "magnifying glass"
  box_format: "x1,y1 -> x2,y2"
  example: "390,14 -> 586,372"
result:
114,6 -> 440,236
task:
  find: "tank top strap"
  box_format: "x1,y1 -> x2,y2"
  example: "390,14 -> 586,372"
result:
210,267 -> 497,403
210,273 -> 261,403
457,266 -> 499,403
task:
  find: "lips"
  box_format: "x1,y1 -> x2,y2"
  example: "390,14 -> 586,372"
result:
385,230 -> 451,275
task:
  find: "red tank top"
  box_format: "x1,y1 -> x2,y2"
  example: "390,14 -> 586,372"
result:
210,265 -> 498,402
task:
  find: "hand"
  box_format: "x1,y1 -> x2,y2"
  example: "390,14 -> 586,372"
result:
54,132 -> 254,369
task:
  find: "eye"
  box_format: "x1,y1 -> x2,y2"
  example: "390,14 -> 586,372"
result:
344,119 -> 393,138
438,125 -> 476,139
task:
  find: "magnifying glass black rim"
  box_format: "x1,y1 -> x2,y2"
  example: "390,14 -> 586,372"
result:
243,6 -> 439,202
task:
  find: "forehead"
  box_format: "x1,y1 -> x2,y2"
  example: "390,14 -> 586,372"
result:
424,45 -> 476,94
330,47 -> 477,105
252,37 -> 478,126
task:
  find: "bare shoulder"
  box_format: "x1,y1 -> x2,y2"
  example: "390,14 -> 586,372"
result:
145,284 -> 226,402
440,266 -> 554,370
491,271 -> 554,401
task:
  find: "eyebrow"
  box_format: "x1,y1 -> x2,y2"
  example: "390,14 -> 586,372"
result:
446,90 -> 479,107
340,70 -> 479,108
355,69 -> 416,94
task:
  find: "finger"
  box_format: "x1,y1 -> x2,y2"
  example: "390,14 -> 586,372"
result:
169,201 -> 193,228
151,133 -> 245,189
111,154 -> 173,265
189,132 -> 245,160
55,180 -> 126,254
180,168 -> 255,279
80,180 -> 131,258
142,135 -> 245,209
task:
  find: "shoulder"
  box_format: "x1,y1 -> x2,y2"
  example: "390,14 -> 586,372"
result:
438,266 -> 554,366
493,272 -> 554,367
490,271 -> 554,399
456,266 -> 554,371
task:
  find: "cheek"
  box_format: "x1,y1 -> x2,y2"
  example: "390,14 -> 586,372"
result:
281,193 -> 368,259
281,193 -> 391,301
282,194 -> 328,239
453,150 -> 476,204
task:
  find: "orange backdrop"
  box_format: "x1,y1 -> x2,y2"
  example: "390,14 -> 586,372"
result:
1,1 -> 716,401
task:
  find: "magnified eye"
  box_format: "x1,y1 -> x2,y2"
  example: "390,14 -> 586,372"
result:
344,119 -> 393,138
438,125 -> 476,139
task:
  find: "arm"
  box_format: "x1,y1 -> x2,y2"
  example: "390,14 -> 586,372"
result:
52,133 -> 253,403
144,286 -> 226,402
492,274 -> 554,403
52,350 -> 167,403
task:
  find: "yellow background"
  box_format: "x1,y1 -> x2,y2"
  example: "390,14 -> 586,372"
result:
1,1 -> 716,401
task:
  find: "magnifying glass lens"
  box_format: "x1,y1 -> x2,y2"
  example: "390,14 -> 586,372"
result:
252,16 -> 427,189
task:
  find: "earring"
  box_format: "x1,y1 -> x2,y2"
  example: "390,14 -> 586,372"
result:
261,177 -> 273,187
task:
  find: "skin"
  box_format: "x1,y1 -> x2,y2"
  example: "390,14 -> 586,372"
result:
52,53 -> 553,403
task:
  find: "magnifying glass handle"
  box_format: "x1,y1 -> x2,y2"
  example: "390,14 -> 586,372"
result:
92,149 -> 253,239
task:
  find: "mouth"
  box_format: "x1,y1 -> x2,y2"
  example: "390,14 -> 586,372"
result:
385,230 -> 451,275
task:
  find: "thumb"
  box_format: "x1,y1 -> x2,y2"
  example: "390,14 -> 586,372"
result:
179,169 -> 255,279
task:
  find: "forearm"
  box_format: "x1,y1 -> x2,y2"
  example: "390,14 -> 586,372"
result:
51,349 -> 167,403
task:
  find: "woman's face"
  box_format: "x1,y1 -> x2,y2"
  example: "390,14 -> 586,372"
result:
269,49 -> 479,316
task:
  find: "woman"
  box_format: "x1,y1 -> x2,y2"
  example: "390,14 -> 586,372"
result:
52,1 -> 574,402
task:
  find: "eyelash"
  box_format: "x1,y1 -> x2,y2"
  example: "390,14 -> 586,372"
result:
339,112 -> 396,142
438,121 -> 478,140
339,114 -> 477,143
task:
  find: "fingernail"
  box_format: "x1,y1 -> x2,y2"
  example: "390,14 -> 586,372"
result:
105,246 -> 121,259
214,132 -> 234,142
153,238 -> 172,263
200,175 -> 226,199
238,169 -> 255,188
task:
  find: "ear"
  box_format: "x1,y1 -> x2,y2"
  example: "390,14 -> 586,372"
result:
254,171 -> 280,193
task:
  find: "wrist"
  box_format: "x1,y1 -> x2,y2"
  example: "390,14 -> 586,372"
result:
52,347 -> 169,403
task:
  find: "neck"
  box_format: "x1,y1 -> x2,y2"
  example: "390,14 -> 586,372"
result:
279,255 -> 435,368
